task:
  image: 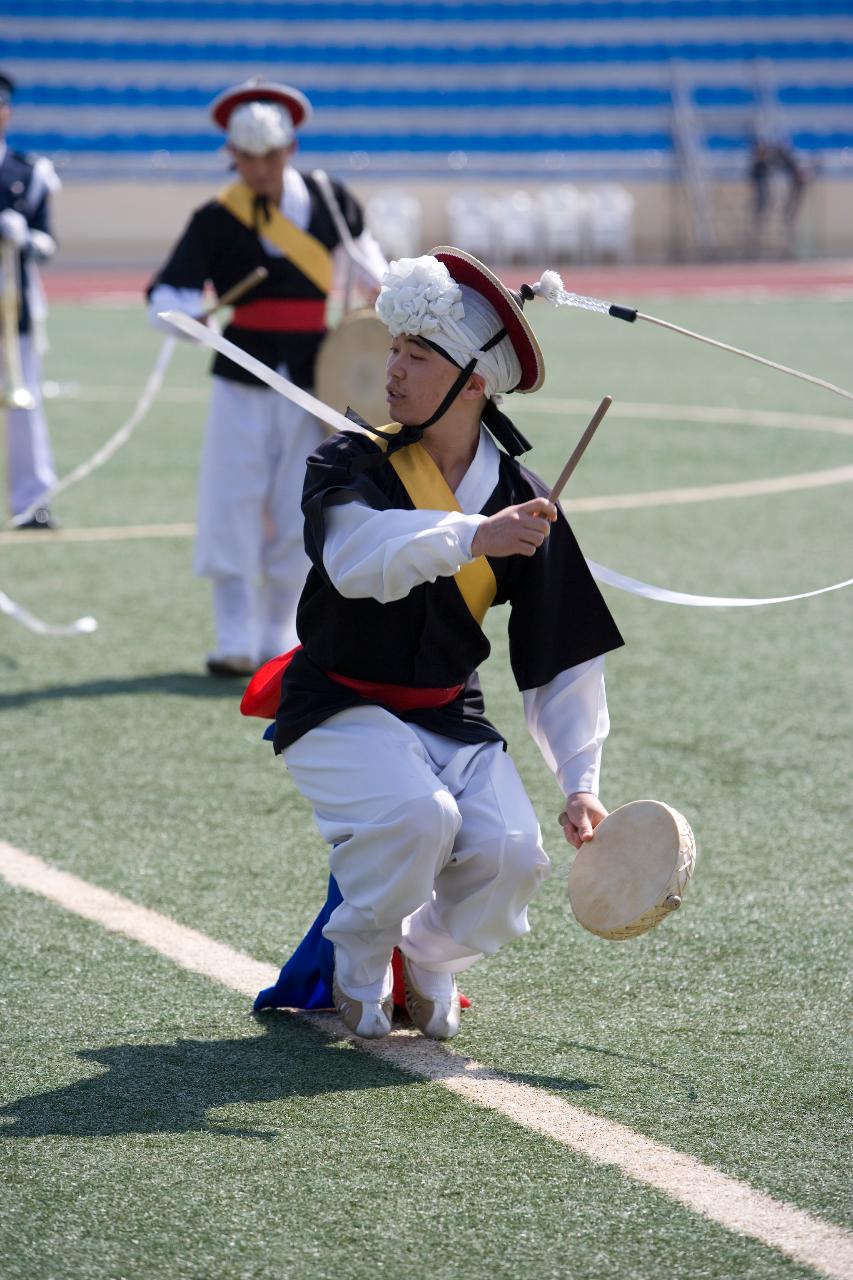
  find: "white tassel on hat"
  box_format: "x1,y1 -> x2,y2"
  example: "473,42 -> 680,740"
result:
527,270 -> 566,304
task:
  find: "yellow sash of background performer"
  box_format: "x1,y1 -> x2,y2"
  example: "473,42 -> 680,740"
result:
217,182 -> 333,296
368,424 -> 498,626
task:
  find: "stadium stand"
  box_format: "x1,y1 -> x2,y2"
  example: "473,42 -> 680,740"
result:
2,0 -> 851,259
4,1 -> 852,178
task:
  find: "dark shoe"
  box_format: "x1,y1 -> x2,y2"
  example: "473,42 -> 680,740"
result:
15,507 -> 57,530
205,654 -> 256,678
403,957 -> 461,1040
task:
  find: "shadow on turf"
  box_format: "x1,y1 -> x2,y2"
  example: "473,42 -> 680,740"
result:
0,672 -> 247,709
0,1017 -> 433,1139
0,1014 -> 607,1139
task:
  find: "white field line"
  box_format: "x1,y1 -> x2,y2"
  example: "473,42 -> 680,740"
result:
4,456 -> 851,549
5,399 -> 847,541
566,463 -> 853,512
55,389 -> 853,436
0,523 -> 196,547
50,386 -> 207,404
523,399 -> 853,438
1,838 -> 851,1280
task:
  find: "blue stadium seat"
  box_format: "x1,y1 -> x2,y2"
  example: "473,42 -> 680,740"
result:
2,1 -> 851,179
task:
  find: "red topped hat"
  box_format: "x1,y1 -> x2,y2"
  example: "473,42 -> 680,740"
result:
430,245 -> 545,394
210,78 -> 312,131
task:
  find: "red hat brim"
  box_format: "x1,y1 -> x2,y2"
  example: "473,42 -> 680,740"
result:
210,81 -> 311,131
430,246 -> 545,393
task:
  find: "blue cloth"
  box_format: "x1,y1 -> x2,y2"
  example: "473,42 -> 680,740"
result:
254,875 -> 342,1011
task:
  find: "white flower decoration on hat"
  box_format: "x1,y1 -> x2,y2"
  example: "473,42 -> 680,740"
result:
376,257 -> 465,338
227,101 -> 294,155
376,255 -> 522,398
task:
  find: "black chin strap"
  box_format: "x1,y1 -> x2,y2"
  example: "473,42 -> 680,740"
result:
482,399 -> 532,456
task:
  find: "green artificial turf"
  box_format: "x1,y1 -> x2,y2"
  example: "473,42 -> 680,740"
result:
0,891 -> 821,1280
1,296 -> 851,1278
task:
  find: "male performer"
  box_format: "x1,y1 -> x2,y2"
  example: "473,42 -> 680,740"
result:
0,71 -> 60,529
147,78 -> 386,676
251,249 -> 624,1040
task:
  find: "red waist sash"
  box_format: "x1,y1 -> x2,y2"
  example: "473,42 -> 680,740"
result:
230,299 -> 326,332
240,646 -> 464,720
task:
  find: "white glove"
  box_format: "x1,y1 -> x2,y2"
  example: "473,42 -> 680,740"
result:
0,208 -> 30,248
29,229 -> 57,261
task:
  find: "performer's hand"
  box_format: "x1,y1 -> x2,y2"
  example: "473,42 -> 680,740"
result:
559,792 -> 607,849
471,498 -> 556,559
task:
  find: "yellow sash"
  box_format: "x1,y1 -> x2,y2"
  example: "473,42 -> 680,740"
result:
217,182 -> 333,295
367,424 -> 498,627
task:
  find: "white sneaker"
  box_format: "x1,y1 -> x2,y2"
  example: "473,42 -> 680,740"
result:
333,971 -> 394,1040
402,957 -> 461,1040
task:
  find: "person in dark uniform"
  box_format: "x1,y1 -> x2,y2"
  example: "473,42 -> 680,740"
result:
249,248 -> 624,1041
0,72 -> 60,529
147,78 -> 386,676
749,137 -> 810,256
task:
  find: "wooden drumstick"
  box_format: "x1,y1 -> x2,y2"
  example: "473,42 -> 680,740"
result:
548,395 -> 613,503
199,265 -> 269,317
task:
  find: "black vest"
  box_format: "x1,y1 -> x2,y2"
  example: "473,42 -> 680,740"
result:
273,430 -> 624,752
146,173 -> 365,388
0,147 -> 52,334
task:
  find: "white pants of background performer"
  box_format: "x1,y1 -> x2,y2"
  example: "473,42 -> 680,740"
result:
7,334 -> 56,517
195,373 -> 326,662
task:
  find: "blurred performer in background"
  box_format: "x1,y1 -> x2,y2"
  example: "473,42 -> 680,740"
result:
147,79 -> 387,677
0,71 -> 60,529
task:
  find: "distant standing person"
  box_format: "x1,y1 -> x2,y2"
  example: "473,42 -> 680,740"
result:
749,138 -> 810,256
0,71 -> 60,529
147,78 -> 387,677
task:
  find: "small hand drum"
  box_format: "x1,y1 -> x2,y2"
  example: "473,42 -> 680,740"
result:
314,308 -> 390,427
568,799 -> 697,941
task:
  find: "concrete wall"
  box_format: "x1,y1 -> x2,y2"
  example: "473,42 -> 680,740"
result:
52,177 -> 853,268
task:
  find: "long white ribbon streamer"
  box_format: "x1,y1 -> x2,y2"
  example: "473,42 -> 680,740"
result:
11,336 -> 177,527
4,336 -> 177,635
160,310 -> 853,611
311,168 -> 385,287
588,560 -> 853,608
159,311 -> 360,434
0,589 -> 97,636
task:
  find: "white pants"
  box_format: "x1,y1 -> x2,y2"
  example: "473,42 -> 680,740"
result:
282,705 -> 551,993
195,374 -> 326,660
7,334 -> 56,517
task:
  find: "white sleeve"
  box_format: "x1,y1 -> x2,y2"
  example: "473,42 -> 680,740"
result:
333,228 -> 388,293
148,283 -> 206,336
351,227 -> 389,288
323,499 -> 486,602
522,656 -> 610,797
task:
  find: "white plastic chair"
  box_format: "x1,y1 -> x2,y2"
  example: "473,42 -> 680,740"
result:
445,191 -> 496,261
489,189 -> 542,264
586,184 -> 635,262
537,184 -> 590,262
365,191 -> 423,260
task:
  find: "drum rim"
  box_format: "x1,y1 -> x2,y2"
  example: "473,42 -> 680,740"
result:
568,798 -> 695,936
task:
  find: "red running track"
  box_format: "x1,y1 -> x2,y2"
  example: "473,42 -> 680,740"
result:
44,259 -> 853,303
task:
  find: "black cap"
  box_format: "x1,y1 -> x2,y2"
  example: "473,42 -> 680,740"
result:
0,72 -> 15,105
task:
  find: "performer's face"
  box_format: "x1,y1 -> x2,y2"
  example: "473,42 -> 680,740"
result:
227,144 -> 293,200
386,334 -> 463,423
